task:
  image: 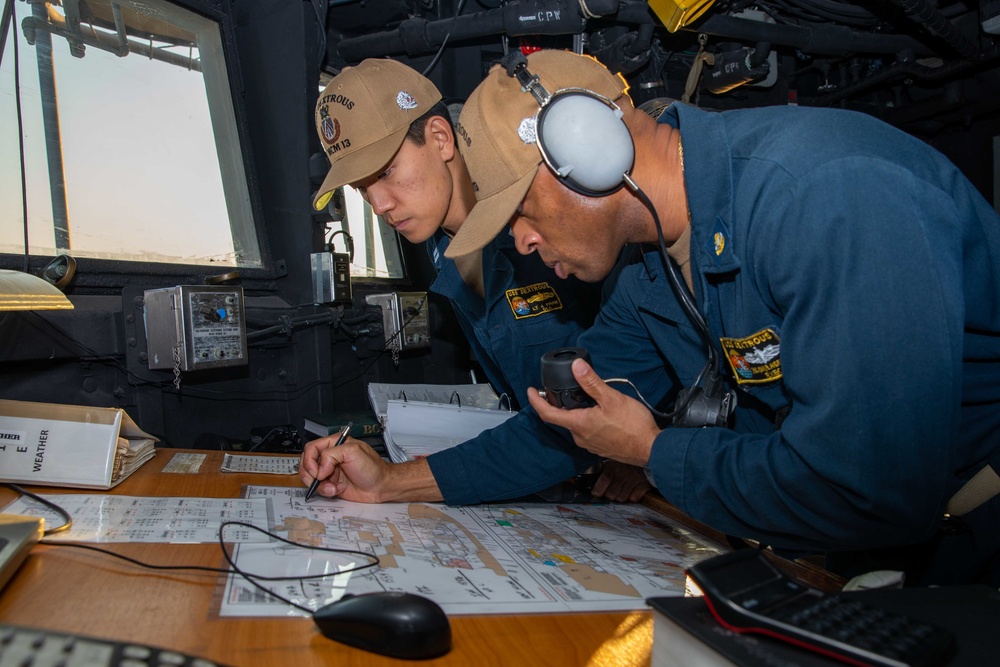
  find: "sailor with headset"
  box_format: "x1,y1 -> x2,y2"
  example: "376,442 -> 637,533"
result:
440,49 -> 1000,586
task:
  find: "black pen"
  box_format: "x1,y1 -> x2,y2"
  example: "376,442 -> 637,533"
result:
304,421 -> 353,502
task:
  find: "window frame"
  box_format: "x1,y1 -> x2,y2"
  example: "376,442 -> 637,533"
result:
0,0 -> 276,289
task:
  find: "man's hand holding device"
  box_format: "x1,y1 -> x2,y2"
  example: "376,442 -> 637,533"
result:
530,347 -> 659,468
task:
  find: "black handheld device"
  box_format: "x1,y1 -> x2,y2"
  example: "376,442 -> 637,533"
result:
686,549 -> 954,667
539,347 -> 596,409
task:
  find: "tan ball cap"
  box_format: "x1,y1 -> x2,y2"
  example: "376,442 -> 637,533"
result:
446,50 -> 629,258
313,59 -> 442,211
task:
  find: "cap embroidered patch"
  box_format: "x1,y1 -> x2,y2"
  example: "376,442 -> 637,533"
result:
505,282 -> 562,319
720,328 -> 782,385
316,102 -> 351,157
517,117 -> 537,145
320,115 -> 340,144
396,90 -> 418,110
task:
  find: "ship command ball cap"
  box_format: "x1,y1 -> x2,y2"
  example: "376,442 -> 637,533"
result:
312,59 -> 443,211
445,50 -> 630,258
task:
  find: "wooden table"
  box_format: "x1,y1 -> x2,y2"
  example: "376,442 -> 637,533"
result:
0,449 -> 842,666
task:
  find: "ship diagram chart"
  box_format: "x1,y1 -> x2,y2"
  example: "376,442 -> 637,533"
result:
220,486 -> 724,616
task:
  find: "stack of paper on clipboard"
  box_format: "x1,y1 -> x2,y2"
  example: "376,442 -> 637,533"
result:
366,383 -> 516,463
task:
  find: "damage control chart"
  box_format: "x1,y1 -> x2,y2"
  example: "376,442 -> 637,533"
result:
223,486 -> 724,616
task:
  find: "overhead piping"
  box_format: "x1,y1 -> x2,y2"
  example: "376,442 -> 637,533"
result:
813,41 -> 1000,105
685,13 -> 935,57
888,0 -> 980,60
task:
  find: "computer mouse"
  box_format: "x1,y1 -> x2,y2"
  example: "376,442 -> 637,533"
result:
313,591 -> 451,660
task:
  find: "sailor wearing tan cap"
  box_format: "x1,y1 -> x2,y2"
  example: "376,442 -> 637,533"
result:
300,58 -> 651,505
450,49 -> 1000,586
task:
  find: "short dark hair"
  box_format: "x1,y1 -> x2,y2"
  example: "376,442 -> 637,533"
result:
405,100 -> 453,146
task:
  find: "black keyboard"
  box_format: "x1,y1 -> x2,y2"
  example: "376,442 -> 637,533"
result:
0,624 -> 231,667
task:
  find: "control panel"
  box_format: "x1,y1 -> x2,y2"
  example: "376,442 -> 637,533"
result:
365,291 -> 431,351
143,286 -> 247,371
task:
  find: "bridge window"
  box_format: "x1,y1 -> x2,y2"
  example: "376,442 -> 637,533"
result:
1,0 -> 260,269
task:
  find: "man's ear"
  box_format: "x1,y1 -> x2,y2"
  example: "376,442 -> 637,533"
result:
426,116 -> 457,161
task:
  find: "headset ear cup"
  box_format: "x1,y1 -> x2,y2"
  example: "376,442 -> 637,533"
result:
536,91 -> 635,196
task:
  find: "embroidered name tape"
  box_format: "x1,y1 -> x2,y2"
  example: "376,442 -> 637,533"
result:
505,282 -> 563,319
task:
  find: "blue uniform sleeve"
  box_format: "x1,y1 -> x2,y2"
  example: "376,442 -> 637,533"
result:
650,160 -> 966,552
427,406 -> 600,504
426,248 -> 681,505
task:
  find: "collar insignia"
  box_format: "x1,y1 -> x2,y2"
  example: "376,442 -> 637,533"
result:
517,117 -> 537,145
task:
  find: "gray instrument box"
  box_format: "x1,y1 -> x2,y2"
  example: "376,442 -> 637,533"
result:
144,285 -> 247,371
365,291 -> 431,351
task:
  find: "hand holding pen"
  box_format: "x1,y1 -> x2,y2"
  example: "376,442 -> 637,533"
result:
304,421 -> 353,502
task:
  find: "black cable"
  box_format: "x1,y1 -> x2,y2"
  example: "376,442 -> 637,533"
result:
340,310 -> 380,326
763,0 -> 832,24
635,186 -> 716,367
10,273 -> 389,402
20,311 -> 172,389
40,541 -> 235,575
1,483 -> 72,536
17,301 -> 358,398
762,0 -> 876,27
18,305 -> 389,401
163,378 -> 334,401
622,177 -> 716,422
246,302 -> 343,311
218,521 -> 380,613
329,295 -> 428,383
244,426 -> 295,453
603,376 -> 690,420
246,310 -> 337,340
794,0 -> 877,21
325,229 -> 355,262
42,529 -> 378,582
421,0 -> 469,77
217,521 -> 379,580
9,486 -> 382,612
381,293 -> 427,354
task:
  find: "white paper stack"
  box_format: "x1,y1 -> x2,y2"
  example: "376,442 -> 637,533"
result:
366,383 -> 515,463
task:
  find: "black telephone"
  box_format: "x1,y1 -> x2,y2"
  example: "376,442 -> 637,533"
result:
686,549 -> 955,667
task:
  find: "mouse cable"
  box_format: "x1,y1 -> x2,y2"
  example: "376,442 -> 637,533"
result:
39,527 -> 378,584
7,485 -> 379,585
39,541 -> 236,576
217,521 -> 380,581
219,520 -> 381,614
1,483 -> 73,536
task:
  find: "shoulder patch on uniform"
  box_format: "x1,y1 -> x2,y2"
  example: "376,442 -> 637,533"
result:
505,282 -> 562,319
720,328 -> 782,385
